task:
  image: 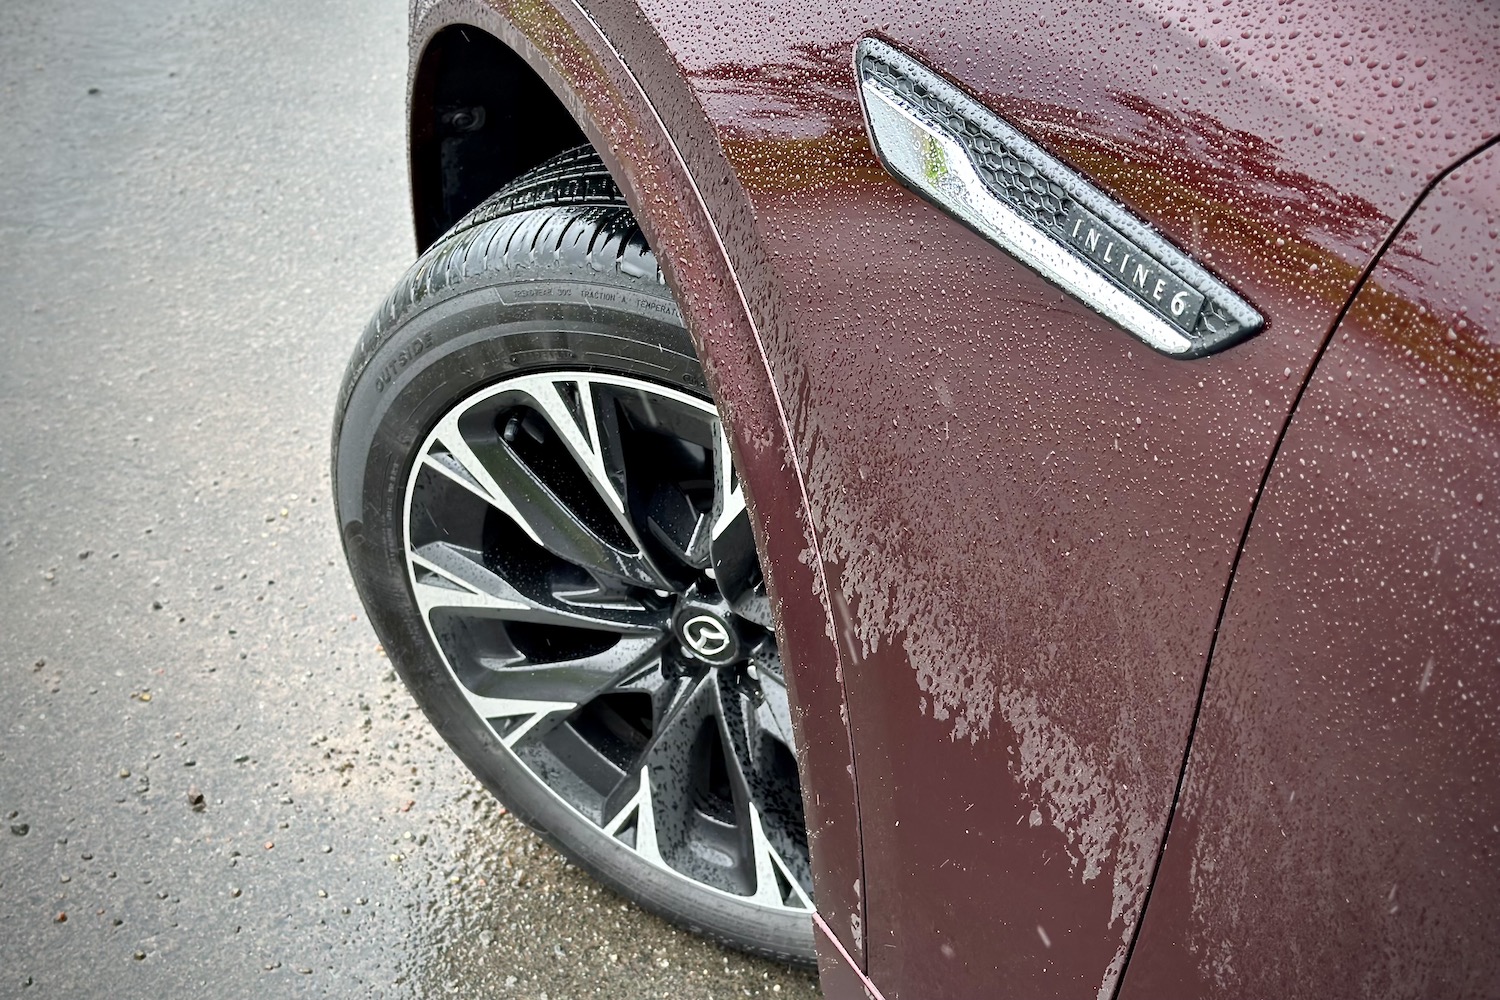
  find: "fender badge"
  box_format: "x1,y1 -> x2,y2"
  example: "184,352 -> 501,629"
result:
856,37 -> 1263,358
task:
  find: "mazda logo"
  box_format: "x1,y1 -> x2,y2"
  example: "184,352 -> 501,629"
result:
681,614 -> 731,658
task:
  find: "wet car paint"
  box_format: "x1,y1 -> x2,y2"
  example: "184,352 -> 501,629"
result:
554,1 -> 1500,997
404,0 -> 1500,996
1120,141 -> 1500,1000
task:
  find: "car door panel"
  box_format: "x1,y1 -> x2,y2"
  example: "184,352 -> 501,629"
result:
1119,142 -> 1500,1000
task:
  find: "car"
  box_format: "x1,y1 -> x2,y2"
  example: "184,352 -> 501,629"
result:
331,2 -> 1500,997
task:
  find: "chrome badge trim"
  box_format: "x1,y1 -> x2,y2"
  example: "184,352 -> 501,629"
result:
856,37 -> 1263,358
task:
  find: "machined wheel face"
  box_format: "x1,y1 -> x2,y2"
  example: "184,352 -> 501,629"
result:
403,370 -> 813,914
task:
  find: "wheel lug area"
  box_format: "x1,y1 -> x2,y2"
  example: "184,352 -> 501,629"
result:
669,580 -> 777,668
670,590 -> 742,667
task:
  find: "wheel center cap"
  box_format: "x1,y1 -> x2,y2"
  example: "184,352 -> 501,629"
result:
673,603 -> 740,665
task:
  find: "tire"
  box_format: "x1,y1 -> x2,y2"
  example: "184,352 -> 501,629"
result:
332,146 -> 816,965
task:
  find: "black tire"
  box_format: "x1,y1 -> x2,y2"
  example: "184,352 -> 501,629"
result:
332,147 -> 816,965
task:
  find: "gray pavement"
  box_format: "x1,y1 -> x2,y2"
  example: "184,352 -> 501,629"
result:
0,2 -> 821,997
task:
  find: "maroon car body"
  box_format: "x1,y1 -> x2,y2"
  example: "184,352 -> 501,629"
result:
401,1 -> 1500,996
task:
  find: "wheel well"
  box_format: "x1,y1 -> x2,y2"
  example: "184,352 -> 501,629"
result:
410,25 -> 585,251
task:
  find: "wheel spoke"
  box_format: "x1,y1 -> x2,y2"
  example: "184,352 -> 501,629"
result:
748,802 -> 814,910
460,691 -> 576,749
646,483 -> 713,570
713,673 -> 813,905
710,419 -> 746,547
425,414 -> 533,537
426,391 -> 668,589
640,673 -> 718,791
519,375 -> 631,529
521,374 -> 680,589
711,681 -> 773,896
618,672 -> 717,854
581,666 -> 677,821
594,671 -> 812,907
708,420 -> 774,629
441,626 -> 664,749
409,542 -> 665,634
601,766 -> 667,868
492,642 -> 665,707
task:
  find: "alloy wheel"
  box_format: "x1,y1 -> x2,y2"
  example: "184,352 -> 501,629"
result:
402,370 -> 813,912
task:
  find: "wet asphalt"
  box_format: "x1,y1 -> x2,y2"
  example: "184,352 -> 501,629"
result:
0,2 -> 820,997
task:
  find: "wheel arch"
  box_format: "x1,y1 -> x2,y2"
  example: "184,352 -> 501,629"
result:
409,22 -> 584,251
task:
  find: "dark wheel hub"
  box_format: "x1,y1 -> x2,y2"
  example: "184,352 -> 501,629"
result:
673,589 -> 745,666
402,371 -> 812,913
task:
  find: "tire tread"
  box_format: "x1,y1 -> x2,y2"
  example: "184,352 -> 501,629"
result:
336,146 -> 662,419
